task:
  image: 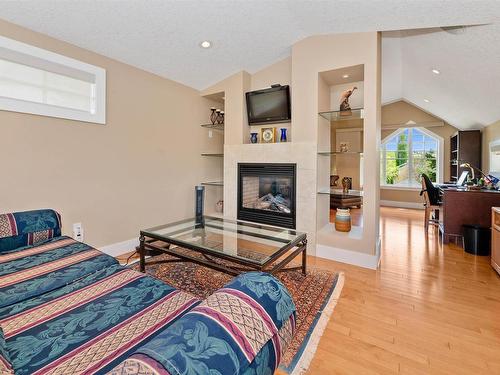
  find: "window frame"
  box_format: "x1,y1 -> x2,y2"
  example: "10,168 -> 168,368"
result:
380,127 -> 444,189
0,35 -> 106,124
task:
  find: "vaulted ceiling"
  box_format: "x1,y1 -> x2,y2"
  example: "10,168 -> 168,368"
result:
1,1 -> 499,129
381,24 -> 500,129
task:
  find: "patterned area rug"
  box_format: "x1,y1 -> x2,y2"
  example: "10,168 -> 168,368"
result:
131,250 -> 344,374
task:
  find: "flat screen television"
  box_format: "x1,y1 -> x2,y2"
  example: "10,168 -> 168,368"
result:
246,85 -> 291,125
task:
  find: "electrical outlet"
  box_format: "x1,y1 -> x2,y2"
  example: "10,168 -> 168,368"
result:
73,223 -> 84,242
208,130 -> 213,138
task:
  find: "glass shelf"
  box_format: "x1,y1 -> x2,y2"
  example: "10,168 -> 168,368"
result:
201,181 -> 224,187
201,153 -> 224,157
318,108 -> 364,121
317,188 -> 363,196
318,151 -> 363,156
201,123 -> 224,131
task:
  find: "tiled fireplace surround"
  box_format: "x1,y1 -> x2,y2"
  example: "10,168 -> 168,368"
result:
224,142 -> 318,249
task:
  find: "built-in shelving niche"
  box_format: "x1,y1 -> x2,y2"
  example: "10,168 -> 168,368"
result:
200,91 -> 225,215
316,64 -> 365,246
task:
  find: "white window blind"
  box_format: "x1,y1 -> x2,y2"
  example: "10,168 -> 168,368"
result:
0,36 -> 105,124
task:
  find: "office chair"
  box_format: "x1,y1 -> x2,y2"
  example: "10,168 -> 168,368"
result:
420,174 -> 441,232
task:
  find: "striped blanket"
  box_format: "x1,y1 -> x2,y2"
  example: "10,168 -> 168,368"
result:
108,272 -> 297,375
0,236 -> 199,374
0,211 -> 296,374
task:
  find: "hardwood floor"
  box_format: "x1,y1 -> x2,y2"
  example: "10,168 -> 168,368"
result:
287,206 -> 500,375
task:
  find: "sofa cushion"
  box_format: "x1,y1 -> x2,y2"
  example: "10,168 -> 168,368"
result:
221,272 -> 297,331
130,272 -> 296,375
0,209 -> 62,253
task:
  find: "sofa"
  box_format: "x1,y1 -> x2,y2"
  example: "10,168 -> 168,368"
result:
0,209 -> 296,375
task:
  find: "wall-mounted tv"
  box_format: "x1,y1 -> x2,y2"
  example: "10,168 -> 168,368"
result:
246,85 -> 291,125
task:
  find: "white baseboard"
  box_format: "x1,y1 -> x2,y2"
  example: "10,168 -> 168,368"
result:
316,241 -> 381,270
100,238 -> 138,257
380,200 -> 424,210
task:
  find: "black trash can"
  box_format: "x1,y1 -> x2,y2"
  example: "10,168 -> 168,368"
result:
462,225 -> 491,256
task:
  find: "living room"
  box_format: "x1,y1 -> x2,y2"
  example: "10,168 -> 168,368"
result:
1,2 -> 500,374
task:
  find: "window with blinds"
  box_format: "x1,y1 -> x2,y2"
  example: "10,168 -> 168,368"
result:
0,36 -> 106,124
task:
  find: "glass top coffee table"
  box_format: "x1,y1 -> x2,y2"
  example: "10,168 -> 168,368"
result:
138,216 -> 307,276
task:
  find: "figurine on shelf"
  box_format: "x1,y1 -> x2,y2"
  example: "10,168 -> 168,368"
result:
339,86 -> 357,116
330,175 -> 339,187
210,107 -> 217,124
341,176 -> 352,194
339,142 -> 349,153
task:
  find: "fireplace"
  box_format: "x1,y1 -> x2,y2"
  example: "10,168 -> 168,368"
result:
237,163 -> 296,229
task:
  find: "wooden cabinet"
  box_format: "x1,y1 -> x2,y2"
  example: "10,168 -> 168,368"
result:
450,130 -> 481,182
491,207 -> 500,275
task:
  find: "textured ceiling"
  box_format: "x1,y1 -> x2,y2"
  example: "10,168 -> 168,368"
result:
382,25 -> 500,129
0,1 -> 499,128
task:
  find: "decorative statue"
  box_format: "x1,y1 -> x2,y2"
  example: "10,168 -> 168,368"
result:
339,86 -> 357,115
341,176 -> 352,194
330,175 -> 339,187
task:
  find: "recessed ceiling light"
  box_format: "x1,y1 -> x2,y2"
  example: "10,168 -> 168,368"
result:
424,99 -> 430,103
342,74 -> 350,79
432,69 -> 441,75
200,40 -> 212,49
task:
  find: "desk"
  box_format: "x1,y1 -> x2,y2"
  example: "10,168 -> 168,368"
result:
439,187 -> 500,243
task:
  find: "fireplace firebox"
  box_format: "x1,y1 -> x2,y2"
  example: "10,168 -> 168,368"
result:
237,163 -> 296,229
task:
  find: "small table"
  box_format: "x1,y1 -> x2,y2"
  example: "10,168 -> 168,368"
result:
139,216 -> 307,276
329,189 -> 363,209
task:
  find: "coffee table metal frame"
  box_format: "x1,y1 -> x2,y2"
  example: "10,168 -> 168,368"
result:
138,217 -> 307,276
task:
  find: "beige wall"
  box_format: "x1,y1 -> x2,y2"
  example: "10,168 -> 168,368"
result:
248,57 -> 292,140
482,120 -> 500,173
380,100 -> 459,203
0,19 -> 222,247
250,57 -> 291,90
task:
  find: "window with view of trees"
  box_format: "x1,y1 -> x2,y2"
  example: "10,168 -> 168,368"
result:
380,128 -> 439,187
